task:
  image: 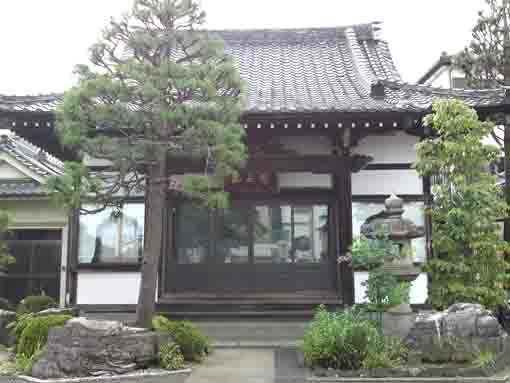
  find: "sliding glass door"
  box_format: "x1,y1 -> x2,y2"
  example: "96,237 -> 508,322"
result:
165,201 -> 335,295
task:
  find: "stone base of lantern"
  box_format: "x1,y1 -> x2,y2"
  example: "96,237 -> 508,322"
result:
382,311 -> 417,340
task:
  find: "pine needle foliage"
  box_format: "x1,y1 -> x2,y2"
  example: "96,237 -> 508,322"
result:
47,0 -> 246,214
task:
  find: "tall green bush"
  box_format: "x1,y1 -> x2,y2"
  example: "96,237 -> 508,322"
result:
300,306 -> 407,370
415,100 -> 510,310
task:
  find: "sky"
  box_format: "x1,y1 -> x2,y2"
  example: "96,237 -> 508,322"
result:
0,0 -> 484,95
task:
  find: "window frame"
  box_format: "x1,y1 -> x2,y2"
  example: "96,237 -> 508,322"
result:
172,193 -> 334,266
76,200 -> 145,270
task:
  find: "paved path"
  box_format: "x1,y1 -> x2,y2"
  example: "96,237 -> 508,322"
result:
188,348 -> 308,383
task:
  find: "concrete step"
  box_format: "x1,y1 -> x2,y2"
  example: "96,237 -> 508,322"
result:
193,320 -> 308,347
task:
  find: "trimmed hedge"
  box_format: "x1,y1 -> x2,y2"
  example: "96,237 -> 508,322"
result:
152,316 -> 211,362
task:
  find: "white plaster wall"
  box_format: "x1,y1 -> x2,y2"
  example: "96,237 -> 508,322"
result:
354,271 -> 428,304
352,169 -> 422,195
76,272 -> 141,305
424,66 -> 466,89
0,200 -> 68,228
423,66 -> 452,88
278,172 -> 332,189
354,132 -> 419,164
0,162 -> 29,179
277,136 -> 332,155
83,153 -> 113,168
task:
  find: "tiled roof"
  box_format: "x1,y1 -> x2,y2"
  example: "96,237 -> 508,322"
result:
0,180 -> 46,197
214,23 -> 402,113
0,23 -> 509,114
0,94 -> 62,113
381,80 -> 507,112
0,130 -> 64,178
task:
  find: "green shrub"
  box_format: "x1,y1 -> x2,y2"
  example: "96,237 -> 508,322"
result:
351,236 -> 411,311
8,314 -> 71,358
159,343 -> 185,370
17,296 -> 57,315
15,349 -> 42,376
362,336 -> 408,369
301,306 -> 407,370
8,313 -> 35,348
474,351 -> 496,369
152,316 -> 211,362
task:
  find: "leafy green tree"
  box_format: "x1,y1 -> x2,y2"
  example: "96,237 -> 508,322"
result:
415,100 -> 510,310
0,210 -> 14,268
47,0 -> 246,327
455,0 -> 509,239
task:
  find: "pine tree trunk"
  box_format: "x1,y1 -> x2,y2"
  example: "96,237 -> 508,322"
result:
505,124 -> 510,241
504,0 -> 510,242
136,153 -> 167,328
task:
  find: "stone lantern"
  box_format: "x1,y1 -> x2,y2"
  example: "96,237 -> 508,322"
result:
360,194 -> 425,314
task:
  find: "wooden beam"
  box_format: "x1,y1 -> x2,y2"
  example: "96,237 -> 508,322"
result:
167,154 -> 372,174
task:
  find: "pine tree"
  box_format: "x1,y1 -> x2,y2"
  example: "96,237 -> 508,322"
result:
455,0 -> 510,240
47,0 -> 246,327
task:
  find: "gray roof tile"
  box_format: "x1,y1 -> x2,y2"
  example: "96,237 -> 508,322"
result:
0,23 -> 508,114
0,180 -> 45,196
0,131 -> 64,178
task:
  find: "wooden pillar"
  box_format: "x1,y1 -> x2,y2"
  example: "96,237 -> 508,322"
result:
423,175 -> 433,259
333,162 -> 355,306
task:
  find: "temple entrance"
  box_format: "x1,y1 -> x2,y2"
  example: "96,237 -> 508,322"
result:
164,200 -> 337,298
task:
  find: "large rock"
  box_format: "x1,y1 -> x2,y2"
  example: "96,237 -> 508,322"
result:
405,303 -> 509,363
31,317 -> 173,379
35,307 -> 81,317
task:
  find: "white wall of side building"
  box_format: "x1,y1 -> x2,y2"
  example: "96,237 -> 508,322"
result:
352,169 -> 422,195
354,272 -> 428,304
354,131 -> 419,164
76,272 -> 142,305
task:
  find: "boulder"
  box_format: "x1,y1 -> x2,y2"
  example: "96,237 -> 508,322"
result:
0,297 -> 13,311
405,303 -> 508,363
0,309 -> 16,345
31,317 -> 173,379
35,307 -> 81,317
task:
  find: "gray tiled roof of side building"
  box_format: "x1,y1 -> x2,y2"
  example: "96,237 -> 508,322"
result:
0,130 -> 63,178
0,180 -> 46,196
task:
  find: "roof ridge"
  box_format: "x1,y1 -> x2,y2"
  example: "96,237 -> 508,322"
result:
0,131 -> 64,177
14,133 -> 64,169
0,94 -> 62,105
208,22 -> 381,35
381,79 -> 505,94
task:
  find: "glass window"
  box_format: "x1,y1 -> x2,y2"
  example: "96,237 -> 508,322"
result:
215,206 -> 250,264
253,205 -> 292,264
253,205 -> 328,264
174,202 -> 329,264
79,204 -> 144,264
352,201 -> 426,263
175,203 -> 210,264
